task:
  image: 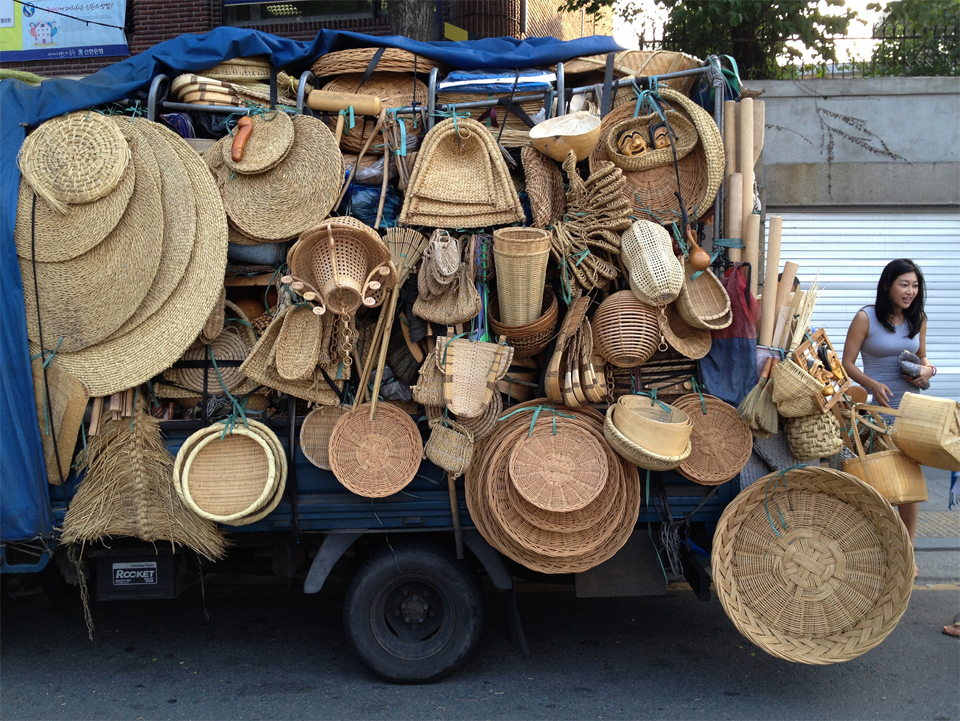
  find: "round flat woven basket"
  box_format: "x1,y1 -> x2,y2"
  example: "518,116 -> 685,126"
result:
660,301 -> 712,360
225,420 -> 288,527
508,416 -> 608,512
328,402 -> 422,498
676,260 -> 732,331
604,405 -> 692,471
311,47 -> 442,78
221,111 -> 295,175
620,219 -> 684,306
18,111 -> 130,214
592,291 -> 660,368
712,466 -> 914,664
672,393 -> 753,485
785,412 -> 843,461
300,405 -> 347,470
322,73 -> 427,152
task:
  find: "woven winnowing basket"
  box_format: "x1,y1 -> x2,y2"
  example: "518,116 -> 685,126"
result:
676,260 -> 732,330
328,402 -> 422,498
785,412 -> 843,461
890,393 -> 960,472
605,111 -> 698,173
672,393 -> 753,485
322,73 -> 427,152
712,466 -> 914,664
424,418 -> 474,478
620,220 -> 684,306
592,291 -> 660,368
508,417 -> 609,512
772,360 -> 823,418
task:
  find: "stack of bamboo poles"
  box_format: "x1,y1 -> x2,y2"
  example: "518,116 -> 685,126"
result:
88,389 -> 137,436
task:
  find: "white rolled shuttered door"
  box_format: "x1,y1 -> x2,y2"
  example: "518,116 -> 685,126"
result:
770,210 -> 960,402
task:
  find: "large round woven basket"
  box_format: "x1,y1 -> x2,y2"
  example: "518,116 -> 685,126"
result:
300,405 -> 346,470
322,73 -> 427,152
311,47 -> 442,78
328,402 -> 422,498
673,393 -> 753,485
712,466 -> 914,664
592,291 -> 660,368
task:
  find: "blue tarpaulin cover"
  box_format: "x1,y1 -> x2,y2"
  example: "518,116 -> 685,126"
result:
0,27 -> 621,544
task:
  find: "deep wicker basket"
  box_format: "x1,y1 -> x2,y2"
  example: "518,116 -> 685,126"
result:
489,286 -> 559,358
672,393 -> 753,485
772,359 -> 824,418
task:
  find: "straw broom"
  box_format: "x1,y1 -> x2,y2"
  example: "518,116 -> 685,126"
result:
738,356 -> 774,435
757,357 -> 780,436
61,395 -> 227,561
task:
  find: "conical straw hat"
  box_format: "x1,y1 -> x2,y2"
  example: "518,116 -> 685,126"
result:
14,151 -> 135,262
20,119 -> 164,352
35,121 -> 229,397
220,111 -> 295,175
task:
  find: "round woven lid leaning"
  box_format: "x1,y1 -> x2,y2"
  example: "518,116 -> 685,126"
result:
604,405 -> 692,471
508,417 -> 609,512
672,393 -> 753,485
660,301 -> 712,360
592,291 -> 660,368
712,466 -> 914,664
170,328 -> 251,393
300,406 -> 347,470
210,114 -> 343,242
311,48 -> 442,78
221,111 -> 295,175
328,402 -> 422,498
18,111 -> 130,214
321,73 -> 427,152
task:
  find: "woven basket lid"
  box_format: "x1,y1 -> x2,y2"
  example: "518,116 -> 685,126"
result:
168,327 -> 251,393
605,110 -> 698,173
521,145 -> 566,229
201,55 -> 271,82
300,405 -> 347,470
660,301 -> 712,359
210,114 -> 343,242
20,119 -> 164,353
18,111 -> 130,214
712,466 -> 913,664
508,417 -> 608,512
14,146 -> 135,262
221,111 -> 295,175
328,402 -> 422,498
37,121 -> 229,397
620,219 -> 684,306
673,393 -> 753,485
311,47 -> 443,78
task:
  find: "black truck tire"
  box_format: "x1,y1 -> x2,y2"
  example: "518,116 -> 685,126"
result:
343,540 -> 484,684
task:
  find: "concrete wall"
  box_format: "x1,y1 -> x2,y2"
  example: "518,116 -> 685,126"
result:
749,77 -> 960,207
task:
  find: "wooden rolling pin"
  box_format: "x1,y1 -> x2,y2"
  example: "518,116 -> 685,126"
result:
738,98 -> 755,224
724,99 -> 738,180
725,173 -> 743,262
743,213 -> 760,298
307,89 -> 382,116
758,216 -> 782,347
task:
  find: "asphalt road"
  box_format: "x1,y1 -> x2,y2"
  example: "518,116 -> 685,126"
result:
2,569 -> 958,721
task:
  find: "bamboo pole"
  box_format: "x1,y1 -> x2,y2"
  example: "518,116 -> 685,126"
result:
758,216 -> 782,347
743,213 -> 761,298
723,99 -> 738,180
448,472 -> 464,560
725,173 -> 743,262
738,98 -> 755,225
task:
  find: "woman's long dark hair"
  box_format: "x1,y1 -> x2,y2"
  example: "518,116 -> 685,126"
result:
875,258 -> 926,338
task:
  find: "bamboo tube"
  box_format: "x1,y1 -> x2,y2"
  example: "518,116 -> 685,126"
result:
725,173 -> 743,262
758,216 -> 782,347
307,89 -> 381,115
738,98 -> 755,224
753,100 -> 765,169
724,99 -> 738,180
743,213 -> 761,298
775,260 -> 799,312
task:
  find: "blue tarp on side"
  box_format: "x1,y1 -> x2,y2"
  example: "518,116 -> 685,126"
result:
0,27 -> 621,544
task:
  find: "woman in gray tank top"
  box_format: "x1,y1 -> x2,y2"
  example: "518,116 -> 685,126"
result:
842,259 -> 935,573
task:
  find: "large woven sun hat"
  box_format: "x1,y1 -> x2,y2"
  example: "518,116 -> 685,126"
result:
31,357 -> 89,486
712,466 -> 914,664
442,338 -> 514,419
311,47 -> 443,78
613,394 -> 692,458
508,415 -> 608,512
660,301 -> 712,360
221,111 -> 295,175
106,119 -> 196,339
14,147 -> 135,262
676,259 -> 732,330
20,119 -> 164,352
620,219 -> 684,306
300,405 -> 347,470
36,121 -> 229,397
605,110 -> 697,172
672,393 -> 753,485
328,402 -> 422,498
604,404 -> 692,471
529,111 -> 602,162
321,73 -> 427,152
399,117 -> 524,228
17,111 -> 130,214
592,291 -> 661,368
210,114 -> 343,242
521,145 -> 566,229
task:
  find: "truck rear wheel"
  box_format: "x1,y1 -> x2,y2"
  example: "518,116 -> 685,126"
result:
343,541 -> 484,683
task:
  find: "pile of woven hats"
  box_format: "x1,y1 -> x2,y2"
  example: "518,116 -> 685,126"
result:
16,112 -> 228,398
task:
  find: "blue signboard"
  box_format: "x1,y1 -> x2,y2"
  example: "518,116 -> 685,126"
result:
0,0 -> 128,62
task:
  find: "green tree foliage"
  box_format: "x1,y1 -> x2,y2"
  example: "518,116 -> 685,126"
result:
562,0 -> 857,79
866,0 -> 960,76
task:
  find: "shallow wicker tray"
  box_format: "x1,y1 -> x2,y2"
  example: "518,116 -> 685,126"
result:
672,393 -> 753,485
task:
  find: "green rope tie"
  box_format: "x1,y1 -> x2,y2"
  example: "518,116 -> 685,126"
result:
498,404 -> 576,437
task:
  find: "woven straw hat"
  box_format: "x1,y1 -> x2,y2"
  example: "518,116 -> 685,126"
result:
18,111 -> 130,214
605,110 -> 697,173
38,121 -> 229,398
311,47 -> 442,78
521,145 -> 565,229
20,119 -> 164,352
14,148 -> 135,262
209,114 -> 343,242
221,111 -> 295,175
620,219 -> 683,306
399,117 -> 524,228
660,301 -> 712,360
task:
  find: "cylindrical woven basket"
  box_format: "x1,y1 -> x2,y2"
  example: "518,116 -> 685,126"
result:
620,220 -> 684,306
672,393 -> 753,485
712,466 -> 914,664
785,412 -> 843,461
604,405 -> 691,471
613,395 -> 692,458
489,287 -> 558,358
424,418 -> 474,478
605,111 -> 698,173
322,73 -> 427,152
300,405 -> 347,470
328,402 -> 422,498
592,291 -> 660,368
493,229 -> 551,326
508,417 -> 609,512
772,360 -> 823,418
889,393 -> 960,472
676,260 -> 732,330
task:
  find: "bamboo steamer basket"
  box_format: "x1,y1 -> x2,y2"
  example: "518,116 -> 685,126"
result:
613,395 -> 692,458
592,290 -> 660,368
842,407 -> 928,505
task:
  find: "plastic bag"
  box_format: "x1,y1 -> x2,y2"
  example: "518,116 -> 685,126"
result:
337,182 -> 401,228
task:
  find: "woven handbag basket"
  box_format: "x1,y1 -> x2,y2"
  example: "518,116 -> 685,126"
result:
712,466 -> 913,664
785,412 -> 843,461
772,359 -> 823,418
424,418 -> 474,478
842,407 -> 928,505
672,393 -> 753,485
889,393 -> 960,472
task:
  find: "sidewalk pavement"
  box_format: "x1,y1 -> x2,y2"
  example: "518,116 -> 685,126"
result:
915,468 -> 958,583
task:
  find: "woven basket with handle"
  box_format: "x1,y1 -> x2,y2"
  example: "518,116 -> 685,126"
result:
424,418 -> 474,478
772,359 -> 824,418
884,393 -> 960,472
785,412 -> 843,461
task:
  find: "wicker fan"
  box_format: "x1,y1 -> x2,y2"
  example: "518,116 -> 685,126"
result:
384,227 -> 429,285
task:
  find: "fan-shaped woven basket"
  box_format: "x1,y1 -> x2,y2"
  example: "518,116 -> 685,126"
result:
592,291 -> 660,368
438,91 -> 543,142
660,301 -> 712,360
221,111 -> 294,175
606,110 -> 697,173
328,402 -> 422,498
322,73 -> 427,152
676,259 -> 732,330
454,388 -> 502,442
673,393 -> 753,485
772,359 -> 823,418
620,220 -> 684,306
785,412 -> 843,461
712,466 -> 914,664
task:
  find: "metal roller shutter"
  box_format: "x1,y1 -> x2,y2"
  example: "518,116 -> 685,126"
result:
770,210 -> 959,402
